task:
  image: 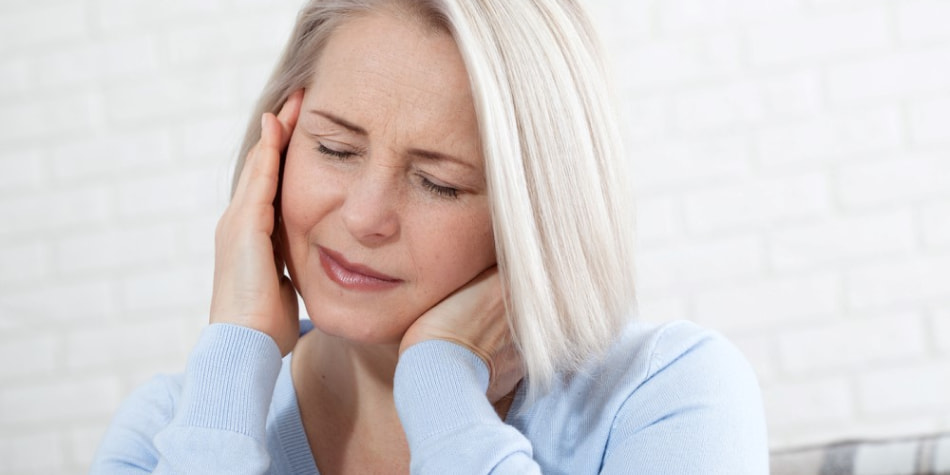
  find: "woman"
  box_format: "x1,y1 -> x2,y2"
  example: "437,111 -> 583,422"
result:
92,0 -> 768,473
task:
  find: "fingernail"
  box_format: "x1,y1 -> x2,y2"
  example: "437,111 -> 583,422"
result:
260,113 -> 267,131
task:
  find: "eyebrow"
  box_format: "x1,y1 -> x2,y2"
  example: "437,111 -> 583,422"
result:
308,109 -> 479,172
309,109 -> 366,135
406,148 -> 477,171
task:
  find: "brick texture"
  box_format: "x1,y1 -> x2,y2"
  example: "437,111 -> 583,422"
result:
1,0 -> 949,472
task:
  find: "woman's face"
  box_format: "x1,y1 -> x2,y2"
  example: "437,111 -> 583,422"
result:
280,11 -> 495,345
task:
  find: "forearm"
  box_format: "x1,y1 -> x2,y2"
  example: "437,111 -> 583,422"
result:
394,340 -> 541,474
91,324 -> 283,475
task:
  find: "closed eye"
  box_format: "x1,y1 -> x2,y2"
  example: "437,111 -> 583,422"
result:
420,176 -> 459,199
316,143 -> 356,160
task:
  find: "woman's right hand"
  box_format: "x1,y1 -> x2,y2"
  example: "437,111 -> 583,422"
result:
399,267 -> 524,405
209,90 -> 304,356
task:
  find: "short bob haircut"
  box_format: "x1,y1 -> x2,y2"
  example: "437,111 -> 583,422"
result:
234,0 -> 636,400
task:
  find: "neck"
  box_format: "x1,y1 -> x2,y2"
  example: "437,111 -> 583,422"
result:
292,327 -> 412,474
292,326 -> 519,425
293,328 -> 402,413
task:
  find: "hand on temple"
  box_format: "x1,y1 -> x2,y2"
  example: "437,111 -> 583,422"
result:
209,90 -> 304,357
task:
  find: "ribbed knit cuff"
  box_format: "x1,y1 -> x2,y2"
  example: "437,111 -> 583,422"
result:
174,323 -> 282,444
394,340 -> 498,448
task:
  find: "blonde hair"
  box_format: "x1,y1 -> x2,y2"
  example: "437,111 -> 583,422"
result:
236,0 -> 636,400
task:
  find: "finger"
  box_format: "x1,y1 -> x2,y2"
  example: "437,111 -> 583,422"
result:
231,113 -> 284,212
232,89 -> 304,205
230,139 -> 261,202
230,117 -> 275,207
274,89 -> 304,149
466,266 -> 504,323
242,88 -> 304,203
486,342 -> 524,403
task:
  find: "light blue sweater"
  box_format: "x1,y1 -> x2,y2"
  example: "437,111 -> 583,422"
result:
91,320 -> 769,474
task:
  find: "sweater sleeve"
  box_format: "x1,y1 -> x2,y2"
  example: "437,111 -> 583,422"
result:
393,340 -> 541,475
600,325 -> 770,474
90,323 -> 283,475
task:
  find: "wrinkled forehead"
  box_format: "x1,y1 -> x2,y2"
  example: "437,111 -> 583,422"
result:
303,10 -> 482,166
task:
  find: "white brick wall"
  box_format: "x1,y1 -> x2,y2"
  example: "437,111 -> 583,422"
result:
1,0 -> 949,472
683,172 -> 833,234
756,106 -> 903,166
827,47 -> 950,104
746,6 -> 891,67
910,94 -> 950,145
769,209 -> 917,272
764,378 -> 855,429
693,271 -> 842,330
604,0 -> 950,452
777,313 -> 928,375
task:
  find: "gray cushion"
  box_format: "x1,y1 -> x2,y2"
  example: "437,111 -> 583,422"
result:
770,433 -> 950,475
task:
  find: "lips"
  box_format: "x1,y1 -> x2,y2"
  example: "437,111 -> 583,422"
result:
318,246 -> 402,291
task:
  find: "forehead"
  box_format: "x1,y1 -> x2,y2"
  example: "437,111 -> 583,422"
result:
307,11 -> 477,135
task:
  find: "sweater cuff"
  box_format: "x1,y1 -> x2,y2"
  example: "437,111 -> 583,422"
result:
174,323 -> 282,444
394,340 -> 499,448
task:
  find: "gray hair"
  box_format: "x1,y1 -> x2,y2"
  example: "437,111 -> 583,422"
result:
236,0 -> 636,401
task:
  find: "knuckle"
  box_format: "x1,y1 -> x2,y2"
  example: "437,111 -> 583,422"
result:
214,215 -> 230,239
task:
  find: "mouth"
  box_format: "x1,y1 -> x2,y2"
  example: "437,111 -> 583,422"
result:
318,246 -> 402,291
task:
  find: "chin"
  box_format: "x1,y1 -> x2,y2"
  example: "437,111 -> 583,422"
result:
303,302 -> 410,346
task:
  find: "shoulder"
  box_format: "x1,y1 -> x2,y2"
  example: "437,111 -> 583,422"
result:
514,320 -> 768,473
566,319 -> 752,395
595,320 -> 769,472
613,319 -> 752,385
608,319 -> 763,414
521,319 -> 763,423
90,373 -> 184,472
111,372 -> 185,435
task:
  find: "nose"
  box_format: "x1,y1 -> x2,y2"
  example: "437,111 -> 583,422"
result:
340,162 -> 401,246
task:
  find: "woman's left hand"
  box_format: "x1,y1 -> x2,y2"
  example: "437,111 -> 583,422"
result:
399,267 -> 524,404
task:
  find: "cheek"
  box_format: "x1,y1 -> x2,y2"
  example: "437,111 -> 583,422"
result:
413,211 -> 496,289
279,157 -> 309,243
460,206 -> 495,258
280,138 -> 340,233
460,217 -> 495,266
279,141 -> 336,260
